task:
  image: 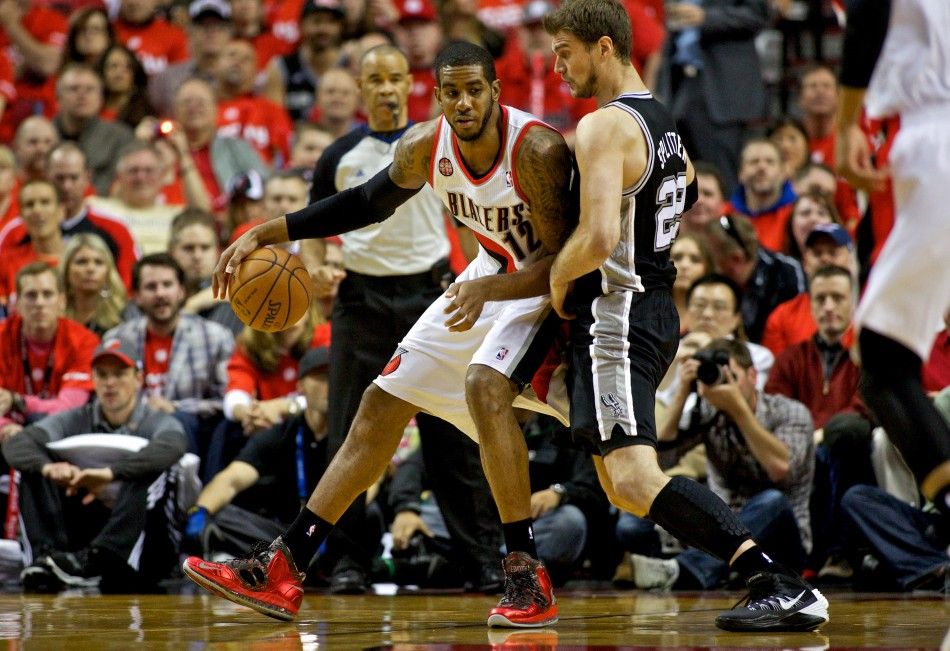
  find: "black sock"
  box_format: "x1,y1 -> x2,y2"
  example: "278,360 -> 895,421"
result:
282,508 -> 333,569
502,519 -> 538,558
730,546 -> 781,580
649,476 -> 751,562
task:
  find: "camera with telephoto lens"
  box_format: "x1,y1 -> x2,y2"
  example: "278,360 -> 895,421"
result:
692,348 -> 732,385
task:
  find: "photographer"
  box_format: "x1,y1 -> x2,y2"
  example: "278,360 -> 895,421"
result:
633,339 -> 815,590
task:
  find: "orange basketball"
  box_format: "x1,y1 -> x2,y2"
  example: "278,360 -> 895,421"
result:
228,247 -> 313,332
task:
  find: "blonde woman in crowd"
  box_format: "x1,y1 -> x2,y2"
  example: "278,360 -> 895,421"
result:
59,233 -> 134,337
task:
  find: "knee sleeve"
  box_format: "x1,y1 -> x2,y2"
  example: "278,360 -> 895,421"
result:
648,476 -> 751,562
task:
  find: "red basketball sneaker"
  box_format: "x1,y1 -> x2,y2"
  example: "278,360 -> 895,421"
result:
487,552 -> 558,628
183,537 -> 305,621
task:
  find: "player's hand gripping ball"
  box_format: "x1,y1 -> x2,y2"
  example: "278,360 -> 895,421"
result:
228,247 -> 313,332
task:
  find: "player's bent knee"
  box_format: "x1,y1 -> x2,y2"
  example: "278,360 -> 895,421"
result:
464,364 -> 517,413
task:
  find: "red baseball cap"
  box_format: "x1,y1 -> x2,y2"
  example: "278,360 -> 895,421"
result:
399,0 -> 437,23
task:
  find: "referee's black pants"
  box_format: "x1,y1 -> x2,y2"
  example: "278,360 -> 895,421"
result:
328,261 -> 503,584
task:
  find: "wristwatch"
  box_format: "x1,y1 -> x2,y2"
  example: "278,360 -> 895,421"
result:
10,392 -> 25,413
550,483 -> 567,498
286,395 -> 306,416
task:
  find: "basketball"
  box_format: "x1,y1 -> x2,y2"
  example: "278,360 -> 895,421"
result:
228,247 -> 313,332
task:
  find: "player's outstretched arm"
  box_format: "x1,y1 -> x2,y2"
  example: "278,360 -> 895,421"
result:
212,122 -> 438,299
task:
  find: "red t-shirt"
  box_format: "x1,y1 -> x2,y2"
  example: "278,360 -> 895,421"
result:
190,146 -> 226,212
114,17 -> 190,76
923,330 -> 950,394
862,113 -> 899,266
264,0 -> 304,52
723,202 -> 794,253
760,292 -> 855,357
143,330 -> 174,397
0,7 -> 67,143
495,46 -> 596,133
218,96 -> 294,166
226,323 -> 332,400
408,68 -> 438,124
0,314 -> 97,396
246,31 -> 292,70
0,207 -> 140,291
809,132 -> 836,168
0,245 -> 58,304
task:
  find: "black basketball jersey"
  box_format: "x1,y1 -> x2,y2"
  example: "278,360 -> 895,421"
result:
575,91 -> 687,300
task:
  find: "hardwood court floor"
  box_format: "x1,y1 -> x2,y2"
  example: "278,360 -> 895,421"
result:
0,587 -> 946,649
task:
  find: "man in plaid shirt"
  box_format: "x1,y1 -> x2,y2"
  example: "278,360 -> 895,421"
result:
104,253 -> 234,460
634,338 -> 815,590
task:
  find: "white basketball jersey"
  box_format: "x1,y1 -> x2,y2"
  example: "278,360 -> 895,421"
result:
866,0 -> 950,119
429,106 -> 552,271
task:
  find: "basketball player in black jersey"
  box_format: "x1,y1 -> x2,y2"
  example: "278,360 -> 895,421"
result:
545,0 -> 829,632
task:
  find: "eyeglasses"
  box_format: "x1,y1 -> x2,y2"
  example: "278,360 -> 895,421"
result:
719,215 -> 751,258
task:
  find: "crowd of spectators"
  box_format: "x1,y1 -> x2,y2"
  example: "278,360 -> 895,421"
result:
0,0 -> 946,595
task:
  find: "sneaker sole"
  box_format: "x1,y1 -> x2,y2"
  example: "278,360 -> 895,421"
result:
486,612 -> 559,628
20,566 -> 64,593
45,558 -> 100,588
716,590 -> 829,632
182,560 -> 298,622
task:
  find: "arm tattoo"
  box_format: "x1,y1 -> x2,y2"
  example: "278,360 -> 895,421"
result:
515,127 -> 577,253
389,120 -> 438,189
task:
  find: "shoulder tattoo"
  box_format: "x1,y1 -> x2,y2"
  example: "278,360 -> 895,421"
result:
390,121 -> 437,188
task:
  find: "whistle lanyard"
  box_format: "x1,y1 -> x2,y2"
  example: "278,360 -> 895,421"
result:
295,426 -> 308,505
21,334 -> 53,399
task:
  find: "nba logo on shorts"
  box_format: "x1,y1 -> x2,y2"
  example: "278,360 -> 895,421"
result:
438,157 -> 453,177
496,347 -> 509,361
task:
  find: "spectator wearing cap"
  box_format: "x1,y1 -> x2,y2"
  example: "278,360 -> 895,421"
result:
782,190 -> 842,265
216,39 -> 295,166
114,0 -> 190,77
393,0 -> 443,122
166,77 -> 267,213
3,335 -> 189,592
705,213 -> 805,344
761,223 -> 855,357
148,0 -> 234,118
224,169 -> 267,243
103,253 -> 235,464
494,0 -> 596,142
228,170 -> 311,248
0,262 -> 99,444
52,64 -> 136,196
264,0 -> 347,122
86,141 -> 184,255
182,346 -> 378,576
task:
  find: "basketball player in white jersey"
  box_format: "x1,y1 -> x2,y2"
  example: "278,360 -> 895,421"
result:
544,0 -> 828,632
185,42 -> 574,627
838,0 -> 950,516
